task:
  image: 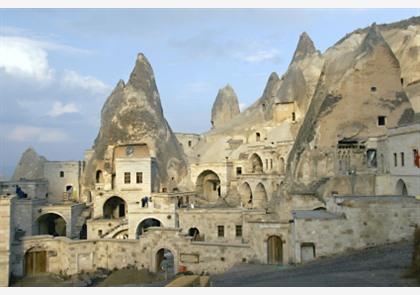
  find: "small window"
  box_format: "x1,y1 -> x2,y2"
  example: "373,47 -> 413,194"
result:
292,112 -> 296,122
236,167 -> 242,175
59,171 -> 64,177
401,152 -> 405,167
235,225 -> 242,237
188,140 -> 192,147
378,116 -> 386,126
393,153 -> 398,167
270,159 -> 273,170
98,230 -> 103,236
401,78 -> 404,86
124,172 -> 131,184
217,225 -> 224,237
371,86 -> 377,92
256,132 -> 261,142
136,172 -> 143,184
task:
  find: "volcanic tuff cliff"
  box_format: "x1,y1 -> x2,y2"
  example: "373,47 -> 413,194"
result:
287,23 -> 415,185
83,53 -> 187,192
211,85 -> 240,128
11,147 -> 46,181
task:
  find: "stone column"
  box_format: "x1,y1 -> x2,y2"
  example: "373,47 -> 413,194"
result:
0,195 -> 14,286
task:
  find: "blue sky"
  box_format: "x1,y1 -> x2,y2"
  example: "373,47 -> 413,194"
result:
0,9 -> 419,179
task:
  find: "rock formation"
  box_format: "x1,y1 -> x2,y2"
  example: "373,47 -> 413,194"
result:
11,147 -> 46,181
83,53 -> 187,193
291,32 -> 318,63
211,85 -> 240,128
287,23 -> 414,184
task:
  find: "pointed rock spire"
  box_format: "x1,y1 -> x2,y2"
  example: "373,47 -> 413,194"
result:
261,72 -> 280,102
211,84 -> 240,128
85,52 -> 187,191
291,32 -> 317,63
360,23 -> 389,53
275,65 -> 307,104
12,147 -> 46,181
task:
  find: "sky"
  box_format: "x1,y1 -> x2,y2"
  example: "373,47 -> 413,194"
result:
0,8 -> 419,179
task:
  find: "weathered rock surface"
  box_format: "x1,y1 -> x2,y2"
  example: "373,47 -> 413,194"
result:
11,147 -> 46,181
287,23 -> 414,184
211,85 -> 240,128
291,32 -> 318,63
83,53 -> 187,192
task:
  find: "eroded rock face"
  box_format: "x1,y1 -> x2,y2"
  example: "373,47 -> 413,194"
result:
211,84 -> 240,128
287,24 -> 414,184
83,53 -> 187,192
12,147 -> 46,181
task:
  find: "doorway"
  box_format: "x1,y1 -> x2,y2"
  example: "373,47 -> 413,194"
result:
267,235 -> 283,264
24,250 -> 47,276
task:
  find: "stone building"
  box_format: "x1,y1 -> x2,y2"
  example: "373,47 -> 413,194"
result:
0,17 -> 420,287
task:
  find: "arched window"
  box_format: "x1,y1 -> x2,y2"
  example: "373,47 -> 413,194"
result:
256,132 -> 261,142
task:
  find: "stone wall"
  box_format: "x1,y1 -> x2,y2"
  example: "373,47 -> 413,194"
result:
292,196 -> 420,263
0,196 -> 14,286
10,228 -> 255,280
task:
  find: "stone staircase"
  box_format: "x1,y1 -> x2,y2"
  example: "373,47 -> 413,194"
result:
100,219 -> 129,239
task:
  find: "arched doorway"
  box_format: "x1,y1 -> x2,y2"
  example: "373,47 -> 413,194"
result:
239,182 -> 253,208
36,213 -> 66,236
103,196 -> 127,219
250,153 -> 263,173
24,248 -> 47,276
267,235 -> 283,264
96,170 -> 103,183
136,218 -> 161,238
196,170 -> 221,203
188,227 -> 200,241
155,248 -> 175,276
396,179 -> 408,196
254,183 -> 268,208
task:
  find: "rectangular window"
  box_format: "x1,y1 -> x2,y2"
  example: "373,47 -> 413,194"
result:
136,172 -> 143,184
378,116 -> 386,126
401,152 -> 405,167
217,225 -> 224,237
292,112 -> 296,122
188,140 -> 192,147
236,167 -> 242,175
60,171 -> 64,177
393,153 -> 398,167
124,172 -> 131,184
235,225 -> 242,237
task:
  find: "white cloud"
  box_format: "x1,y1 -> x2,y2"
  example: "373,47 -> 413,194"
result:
62,70 -> 111,94
0,36 -> 54,81
7,125 -> 69,143
47,101 -> 79,117
242,49 -> 281,63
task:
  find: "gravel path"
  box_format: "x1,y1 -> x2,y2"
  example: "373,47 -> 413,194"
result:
211,241 -> 419,287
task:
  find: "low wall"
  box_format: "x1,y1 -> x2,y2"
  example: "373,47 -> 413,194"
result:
10,227 -> 255,281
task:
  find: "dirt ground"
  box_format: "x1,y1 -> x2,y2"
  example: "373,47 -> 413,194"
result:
211,241 -> 420,287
